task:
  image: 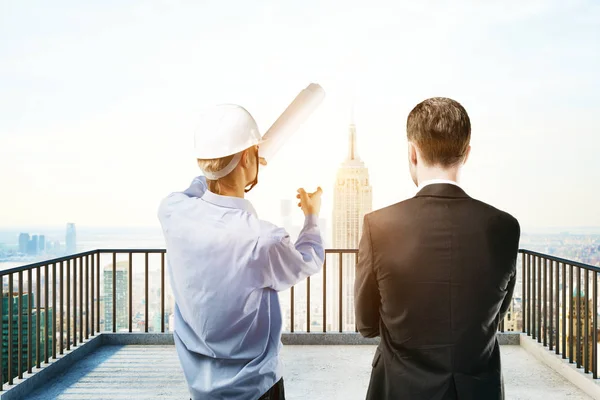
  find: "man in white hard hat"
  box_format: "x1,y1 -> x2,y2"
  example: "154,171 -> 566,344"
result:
158,104 -> 324,400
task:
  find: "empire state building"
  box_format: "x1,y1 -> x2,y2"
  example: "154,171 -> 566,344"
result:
330,121 -> 372,331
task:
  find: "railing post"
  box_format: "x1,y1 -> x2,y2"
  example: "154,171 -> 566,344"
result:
593,271 -> 598,379
113,253 -> 117,333
53,262 -> 57,359
161,252 -> 165,333
145,253 -> 149,333
585,269 -> 590,373
307,276 -> 311,333
338,252 -> 343,333
323,255 -> 327,333
522,252 -> 526,334
18,271 -> 23,379
290,286 -> 295,333
128,253 -> 133,332
8,273 -> 14,385
27,268 -> 33,373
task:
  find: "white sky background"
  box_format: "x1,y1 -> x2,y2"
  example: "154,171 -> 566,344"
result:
1,0 -> 599,231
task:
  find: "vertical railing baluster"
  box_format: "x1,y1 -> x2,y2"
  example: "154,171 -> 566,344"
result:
85,256 -> 89,340
113,253 -> 117,333
577,267 -> 582,368
290,286 -> 295,333
562,263 -> 567,359
543,258 -> 547,347
73,258 -> 77,347
66,260 -> 70,351
78,257 -> 82,343
521,252 -> 526,334
528,254 -> 532,336
355,251 -> 359,333
585,269 -> 590,373
45,263 -> 49,363
8,273 -> 14,385
532,256 -> 536,339
323,255 -> 327,333
549,259 -> 553,350
60,262 -> 64,355
52,262 -> 57,359
569,264 -> 574,363
91,255 -> 95,336
145,253 -> 149,333
96,252 -> 100,333
96,251 -> 99,333
307,276 -> 311,333
161,252 -> 165,333
36,266 -> 41,365
339,252 -> 343,333
17,271 -> 23,379
537,256 -> 542,343
555,260 -> 560,355
27,269 -> 32,373
129,252 -> 133,333
593,271 -> 598,379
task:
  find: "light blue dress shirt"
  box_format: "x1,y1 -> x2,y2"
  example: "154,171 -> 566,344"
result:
158,176 -> 324,400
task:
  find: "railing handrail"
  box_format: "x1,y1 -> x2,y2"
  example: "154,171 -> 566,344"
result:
0,250 -> 98,275
519,249 -> 600,273
4,248 -> 594,276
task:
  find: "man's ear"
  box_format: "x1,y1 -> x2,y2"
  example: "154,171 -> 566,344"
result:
408,142 -> 418,166
463,145 -> 471,165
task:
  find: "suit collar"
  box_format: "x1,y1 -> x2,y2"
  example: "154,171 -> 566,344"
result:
415,183 -> 470,199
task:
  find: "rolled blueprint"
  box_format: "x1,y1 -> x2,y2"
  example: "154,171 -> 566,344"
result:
259,83 -> 325,162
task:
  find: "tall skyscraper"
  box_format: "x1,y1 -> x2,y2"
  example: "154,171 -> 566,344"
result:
330,120 -> 372,331
29,235 -> 39,255
38,235 -> 46,253
103,261 -> 129,332
18,233 -> 30,254
66,223 -> 77,255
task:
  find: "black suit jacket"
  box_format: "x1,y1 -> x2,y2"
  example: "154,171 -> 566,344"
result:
355,184 -> 520,400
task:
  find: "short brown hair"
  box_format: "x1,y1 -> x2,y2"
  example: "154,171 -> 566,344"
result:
406,97 -> 471,167
197,154 -> 236,194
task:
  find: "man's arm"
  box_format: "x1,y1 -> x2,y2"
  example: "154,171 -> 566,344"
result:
355,214 -> 381,338
498,215 -> 521,321
259,214 -> 324,292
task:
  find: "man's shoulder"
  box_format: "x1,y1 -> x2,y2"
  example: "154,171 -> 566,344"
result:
470,198 -> 520,231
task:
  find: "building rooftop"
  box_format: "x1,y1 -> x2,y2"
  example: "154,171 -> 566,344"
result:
21,342 -> 592,400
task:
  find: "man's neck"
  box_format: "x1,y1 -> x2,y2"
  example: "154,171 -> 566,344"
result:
417,166 -> 460,186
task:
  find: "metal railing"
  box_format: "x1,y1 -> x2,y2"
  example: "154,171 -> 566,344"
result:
0,249 -> 166,389
520,249 -> 600,378
2,247 -> 564,389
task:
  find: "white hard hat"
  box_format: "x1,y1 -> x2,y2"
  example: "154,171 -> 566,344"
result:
194,104 -> 265,160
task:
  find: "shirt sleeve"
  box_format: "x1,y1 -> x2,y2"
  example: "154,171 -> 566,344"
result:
260,215 -> 325,292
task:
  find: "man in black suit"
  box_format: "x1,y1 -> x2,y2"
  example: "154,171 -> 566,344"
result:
355,97 -> 520,400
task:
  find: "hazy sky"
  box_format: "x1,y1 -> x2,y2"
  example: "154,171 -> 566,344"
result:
1,0 -> 599,231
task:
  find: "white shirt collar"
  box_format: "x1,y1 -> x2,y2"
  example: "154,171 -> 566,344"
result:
417,179 -> 461,191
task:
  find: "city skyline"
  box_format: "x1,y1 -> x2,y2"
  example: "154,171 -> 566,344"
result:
1,1 -> 599,231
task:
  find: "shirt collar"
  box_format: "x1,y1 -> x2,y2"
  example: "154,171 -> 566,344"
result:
201,190 -> 258,217
417,179 -> 461,191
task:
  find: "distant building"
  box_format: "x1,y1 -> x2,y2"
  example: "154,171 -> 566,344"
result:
2,292 -> 53,383
103,261 -> 129,332
331,120 -> 372,331
66,223 -> 77,255
18,233 -> 30,254
29,235 -> 39,255
38,235 -> 46,254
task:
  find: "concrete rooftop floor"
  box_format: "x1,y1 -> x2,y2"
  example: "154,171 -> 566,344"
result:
25,345 -> 592,400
